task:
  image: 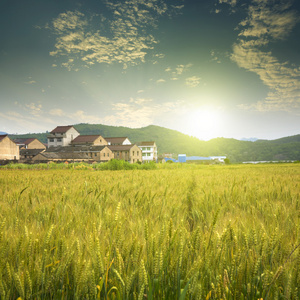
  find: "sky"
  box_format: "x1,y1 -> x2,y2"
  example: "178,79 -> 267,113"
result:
0,0 -> 300,140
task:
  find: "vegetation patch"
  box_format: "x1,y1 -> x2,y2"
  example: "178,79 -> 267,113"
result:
0,164 -> 299,299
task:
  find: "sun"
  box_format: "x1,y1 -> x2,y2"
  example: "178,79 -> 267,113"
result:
184,106 -> 223,140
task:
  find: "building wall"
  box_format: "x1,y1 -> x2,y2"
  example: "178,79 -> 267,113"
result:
113,150 -> 130,161
26,139 -> 46,150
93,136 -> 108,146
0,137 -> 19,160
129,145 -> 142,163
48,127 -> 80,147
140,143 -> 157,162
99,147 -> 114,161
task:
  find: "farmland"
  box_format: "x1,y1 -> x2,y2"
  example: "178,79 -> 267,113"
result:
0,164 -> 299,299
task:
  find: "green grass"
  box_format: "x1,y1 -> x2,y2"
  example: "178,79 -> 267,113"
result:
0,164 -> 299,299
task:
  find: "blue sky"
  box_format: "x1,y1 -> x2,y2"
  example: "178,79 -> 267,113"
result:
0,0 -> 299,140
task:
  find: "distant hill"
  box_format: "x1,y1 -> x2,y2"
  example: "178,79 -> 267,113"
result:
0,131 -> 7,135
8,124 -> 300,162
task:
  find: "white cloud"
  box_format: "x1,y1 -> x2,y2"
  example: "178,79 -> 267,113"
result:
164,63 -> 193,80
49,1 -> 184,69
103,98 -> 184,128
49,108 -> 65,117
156,79 -> 166,84
185,76 -> 201,87
231,0 -> 300,112
210,50 -> 221,63
25,102 -> 42,117
219,0 -> 237,7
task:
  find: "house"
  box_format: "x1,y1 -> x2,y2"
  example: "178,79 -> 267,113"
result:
35,145 -> 114,163
71,135 -> 108,146
72,146 -> 113,162
20,148 -> 46,161
32,151 -> 90,163
137,141 -> 158,162
47,126 -> 80,148
108,144 -> 142,163
13,138 -> 46,150
177,154 -> 225,164
105,137 -> 131,145
13,138 -> 46,162
0,135 -> 19,160
210,156 -> 227,163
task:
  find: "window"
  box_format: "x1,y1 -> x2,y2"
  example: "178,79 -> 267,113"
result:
133,151 -> 135,156
137,151 -> 139,156
147,147 -> 151,151
49,138 -> 54,142
103,153 -> 105,157
95,153 -> 97,157
142,153 -> 146,156
108,153 -> 109,157
57,138 -> 62,142
147,153 -> 151,156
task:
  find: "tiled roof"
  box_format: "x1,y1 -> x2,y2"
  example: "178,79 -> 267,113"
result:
72,135 -> 103,143
38,152 -> 89,159
13,138 -> 36,145
105,137 -> 128,144
137,141 -> 156,146
50,125 -> 75,134
107,144 -> 136,151
46,145 -> 108,153
20,149 -> 45,156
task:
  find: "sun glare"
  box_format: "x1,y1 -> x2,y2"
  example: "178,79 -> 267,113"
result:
185,106 -> 223,140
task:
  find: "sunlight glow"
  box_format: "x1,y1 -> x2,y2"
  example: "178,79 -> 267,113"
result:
184,106 -> 223,140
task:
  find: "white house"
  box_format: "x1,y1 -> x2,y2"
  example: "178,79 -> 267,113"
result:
137,141 -> 158,162
47,126 -> 80,148
209,156 -> 227,163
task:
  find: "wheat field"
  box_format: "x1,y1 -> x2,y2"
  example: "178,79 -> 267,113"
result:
0,163 -> 299,299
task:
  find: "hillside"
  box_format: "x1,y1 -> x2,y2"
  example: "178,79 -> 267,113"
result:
8,124 -> 300,162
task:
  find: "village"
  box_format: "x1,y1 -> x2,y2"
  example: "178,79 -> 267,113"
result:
0,125 -> 158,164
0,125 -> 228,165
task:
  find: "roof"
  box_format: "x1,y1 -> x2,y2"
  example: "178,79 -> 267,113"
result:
0,135 -> 8,142
46,145 -> 109,153
37,152 -> 89,160
163,157 -> 177,162
50,126 -> 77,134
105,137 -> 128,144
13,138 -> 36,145
137,141 -> 156,146
107,144 -> 137,151
71,135 -> 103,144
186,156 -> 212,161
20,149 -> 45,156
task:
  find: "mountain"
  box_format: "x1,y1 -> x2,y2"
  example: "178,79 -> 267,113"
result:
240,137 -> 258,142
8,124 -> 300,163
0,131 -> 7,135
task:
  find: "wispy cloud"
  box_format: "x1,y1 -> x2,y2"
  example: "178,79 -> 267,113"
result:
103,98 -> 184,128
210,50 -> 221,63
25,102 -> 42,117
165,63 -> 192,80
49,1 -> 184,70
185,76 -> 201,87
230,0 -> 300,112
